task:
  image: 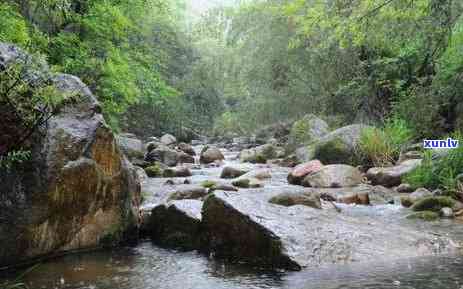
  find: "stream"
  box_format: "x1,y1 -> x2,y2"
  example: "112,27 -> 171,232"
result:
2,146 -> 463,289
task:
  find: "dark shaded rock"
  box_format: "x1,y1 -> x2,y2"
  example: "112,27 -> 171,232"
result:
148,200 -> 202,250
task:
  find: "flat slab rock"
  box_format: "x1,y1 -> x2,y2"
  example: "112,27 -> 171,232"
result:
201,190 -> 458,270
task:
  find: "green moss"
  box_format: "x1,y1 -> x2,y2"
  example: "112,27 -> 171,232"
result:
232,178 -> 250,188
406,211 -> 440,221
145,163 -> 163,178
162,168 -> 176,178
411,196 -> 455,212
400,196 -> 413,208
313,137 -> 354,165
254,153 -> 267,164
201,180 -> 217,189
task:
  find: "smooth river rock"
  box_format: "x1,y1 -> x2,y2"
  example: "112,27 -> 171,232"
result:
366,159 -> 422,187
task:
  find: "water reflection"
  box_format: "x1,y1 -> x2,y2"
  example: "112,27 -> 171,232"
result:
2,242 -> 463,289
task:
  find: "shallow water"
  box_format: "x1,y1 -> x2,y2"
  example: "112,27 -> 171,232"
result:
3,146 -> 463,289
2,242 -> 463,289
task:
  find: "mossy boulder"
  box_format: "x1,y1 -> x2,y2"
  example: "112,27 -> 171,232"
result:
145,163 -> 163,178
312,137 -> 355,165
288,114 -> 329,150
309,124 -> 369,165
411,196 -> 455,212
406,211 -> 440,221
239,144 -> 278,163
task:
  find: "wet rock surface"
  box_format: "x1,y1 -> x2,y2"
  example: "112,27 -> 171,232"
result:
201,190 -> 457,270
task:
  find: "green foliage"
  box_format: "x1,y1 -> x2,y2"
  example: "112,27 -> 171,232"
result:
359,118 -> 414,166
0,3 -> 30,46
201,180 -> 217,189
290,116 -> 313,145
0,150 -> 31,170
405,133 -> 463,195
0,59 -> 69,158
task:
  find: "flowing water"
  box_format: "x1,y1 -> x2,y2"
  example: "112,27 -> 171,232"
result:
2,146 -> 463,289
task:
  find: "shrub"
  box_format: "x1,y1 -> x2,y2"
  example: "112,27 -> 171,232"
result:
405,133 -> 463,196
359,117 -> 413,166
290,117 -> 312,144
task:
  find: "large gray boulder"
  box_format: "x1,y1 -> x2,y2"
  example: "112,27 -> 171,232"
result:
302,164 -> 363,188
0,43 -> 140,267
160,133 -> 177,146
366,159 -> 422,187
145,144 -> 179,167
302,124 -> 369,165
288,114 -> 329,149
116,134 -> 144,162
201,190 -> 458,270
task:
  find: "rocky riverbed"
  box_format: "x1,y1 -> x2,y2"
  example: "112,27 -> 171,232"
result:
3,143 -> 463,289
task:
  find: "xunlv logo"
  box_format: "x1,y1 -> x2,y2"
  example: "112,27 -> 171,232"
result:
423,138 -> 459,149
